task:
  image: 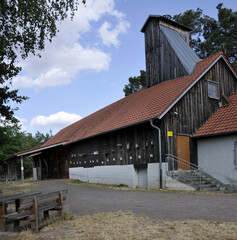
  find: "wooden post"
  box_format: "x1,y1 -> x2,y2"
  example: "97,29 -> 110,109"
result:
15,159 -> 17,182
33,196 -> 39,233
21,157 -> 24,184
39,158 -> 42,181
0,203 -> 6,232
58,191 -> 63,218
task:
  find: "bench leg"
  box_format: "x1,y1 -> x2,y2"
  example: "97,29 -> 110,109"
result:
13,220 -> 20,232
31,218 -> 39,233
0,204 -> 7,232
0,218 -> 6,232
57,209 -> 63,219
44,210 -> 49,219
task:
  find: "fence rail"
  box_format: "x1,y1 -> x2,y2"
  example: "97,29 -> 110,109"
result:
165,154 -> 206,190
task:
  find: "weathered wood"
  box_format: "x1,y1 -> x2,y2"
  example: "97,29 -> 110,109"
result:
1,190 -> 67,233
161,57 -> 237,164
143,18 -> 189,88
68,56 -> 237,169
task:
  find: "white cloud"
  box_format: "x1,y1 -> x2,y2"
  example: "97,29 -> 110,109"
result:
12,0 -> 129,91
0,116 -> 27,131
31,111 -> 82,128
99,20 -> 130,47
16,117 -> 28,131
13,69 -> 71,91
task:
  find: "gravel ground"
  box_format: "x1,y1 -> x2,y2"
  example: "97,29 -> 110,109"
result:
33,179 -> 237,222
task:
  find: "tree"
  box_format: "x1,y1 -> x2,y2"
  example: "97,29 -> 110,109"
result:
0,119 -> 53,178
123,70 -> 146,96
173,4 -> 237,66
172,8 -> 203,51
123,4 -> 237,96
0,0 -> 86,122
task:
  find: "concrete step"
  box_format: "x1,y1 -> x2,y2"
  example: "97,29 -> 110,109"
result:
169,170 -> 226,192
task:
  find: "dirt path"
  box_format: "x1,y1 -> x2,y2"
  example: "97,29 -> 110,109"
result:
34,180 -> 237,222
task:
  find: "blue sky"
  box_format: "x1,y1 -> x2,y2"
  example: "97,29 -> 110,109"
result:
11,0 -> 237,134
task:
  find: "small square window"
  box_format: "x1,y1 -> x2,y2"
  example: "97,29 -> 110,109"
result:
208,80 -> 219,99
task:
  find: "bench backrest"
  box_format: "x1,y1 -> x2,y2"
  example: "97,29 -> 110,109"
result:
18,190 -> 67,213
18,196 -> 34,213
35,189 -> 67,207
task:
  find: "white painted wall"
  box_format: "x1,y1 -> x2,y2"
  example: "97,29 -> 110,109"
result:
197,134 -> 237,186
69,163 -> 169,189
70,165 -> 137,188
147,163 -> 168,189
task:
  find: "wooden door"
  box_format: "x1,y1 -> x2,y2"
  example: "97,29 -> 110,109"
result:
177,135 -> 190,170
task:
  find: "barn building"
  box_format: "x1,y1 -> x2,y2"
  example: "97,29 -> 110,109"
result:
14,15 -> 237,189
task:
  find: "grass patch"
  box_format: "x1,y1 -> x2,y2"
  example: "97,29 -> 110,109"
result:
67,179 -> 237,196
9,211 -> 237,240
67,179 -> 131,191
0,182 -> 35,195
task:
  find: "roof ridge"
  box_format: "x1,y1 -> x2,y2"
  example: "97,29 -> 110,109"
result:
41,51 -> 232,148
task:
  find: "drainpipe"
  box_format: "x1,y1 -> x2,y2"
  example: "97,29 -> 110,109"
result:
150,119 -> 162,189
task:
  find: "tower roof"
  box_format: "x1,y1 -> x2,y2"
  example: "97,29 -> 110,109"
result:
141,15 -> 191,33
160,25 -> 200,74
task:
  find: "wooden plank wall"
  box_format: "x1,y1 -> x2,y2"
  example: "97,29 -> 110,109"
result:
161,58 -> 237,164
69,122 -> 159,169
144,19 -> 188,88
69,58 -> 236,169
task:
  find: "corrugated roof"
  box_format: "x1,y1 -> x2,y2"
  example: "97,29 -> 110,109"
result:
193,92 -> 237,137
160,25 -> 200,75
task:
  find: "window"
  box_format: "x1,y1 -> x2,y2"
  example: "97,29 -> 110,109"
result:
208,80 -> 219,99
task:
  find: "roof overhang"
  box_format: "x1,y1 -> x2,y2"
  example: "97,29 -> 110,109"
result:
192,130 -> 237,139
29,152 -> 42,158
16,142 -> 67,157
158,55 -> 237,120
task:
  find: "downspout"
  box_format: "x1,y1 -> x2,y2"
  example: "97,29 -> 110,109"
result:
150,119 -> 162,189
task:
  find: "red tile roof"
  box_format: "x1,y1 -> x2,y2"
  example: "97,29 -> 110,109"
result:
194,92 -> 237,137
16,51 -> 235,156
41,51 -> 226,148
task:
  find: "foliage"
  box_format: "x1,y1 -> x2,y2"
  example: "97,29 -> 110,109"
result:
0,119 -> 53,178
123,70 -> 146,96
173,4 -> 237,64
124,4 -> 237,96
0,0 -> 86,122
172,8 -> 203,51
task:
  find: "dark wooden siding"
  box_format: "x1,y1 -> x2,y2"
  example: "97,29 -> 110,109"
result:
161,58 -> 237,164
144,19 -> 188,88
69,58 -> 236,169
69,122 -> 160,168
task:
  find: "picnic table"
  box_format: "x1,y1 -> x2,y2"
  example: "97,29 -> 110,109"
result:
0,191 -> 41,231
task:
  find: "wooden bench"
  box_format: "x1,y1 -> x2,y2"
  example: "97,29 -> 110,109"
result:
2,189 -> 68,232
0,191 -> 41,232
